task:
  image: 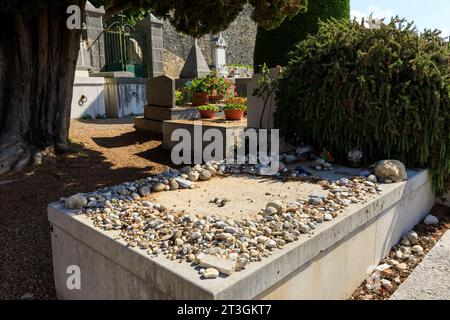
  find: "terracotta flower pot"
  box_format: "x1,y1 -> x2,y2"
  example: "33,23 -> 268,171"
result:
209,94 -> 224,103
224,109 -> 244,120
192,92 -> 209,106
199,110 -> 216,119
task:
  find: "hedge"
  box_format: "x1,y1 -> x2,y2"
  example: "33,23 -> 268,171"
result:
274,17 -> 450,195
253,0 -> 350,70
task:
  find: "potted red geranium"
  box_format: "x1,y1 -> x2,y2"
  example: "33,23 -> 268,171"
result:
204,72 -> 235,103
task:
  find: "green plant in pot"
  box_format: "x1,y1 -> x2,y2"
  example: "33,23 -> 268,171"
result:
223,103 -> 247,120
189,78 -> 209,106
197,104 -> 220,119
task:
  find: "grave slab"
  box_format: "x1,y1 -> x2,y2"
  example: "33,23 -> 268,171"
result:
48,168 -> 434,299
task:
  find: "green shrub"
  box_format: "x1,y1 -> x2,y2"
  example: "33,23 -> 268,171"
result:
275,17 -> 450,195
223,103 -> 247,111
197,104 -> 220,112
188,78 -> 209,93
175,89 -> 186,106
254,0 -> 350,70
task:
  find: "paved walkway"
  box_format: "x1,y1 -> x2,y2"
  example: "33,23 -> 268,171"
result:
390,230 -> 450,300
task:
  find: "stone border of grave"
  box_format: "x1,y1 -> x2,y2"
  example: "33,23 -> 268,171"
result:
48,158 -> 434,299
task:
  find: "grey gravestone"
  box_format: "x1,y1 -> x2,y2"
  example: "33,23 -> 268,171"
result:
147,75 -> 176,107
180,39 -> 211,79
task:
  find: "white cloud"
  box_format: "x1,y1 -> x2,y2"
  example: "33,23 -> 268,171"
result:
351,5 -> 394,23
437,27 -> 450,39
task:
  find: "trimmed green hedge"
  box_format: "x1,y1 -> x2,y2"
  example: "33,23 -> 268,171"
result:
253,0 -> 350,70
274,18 -> 450,195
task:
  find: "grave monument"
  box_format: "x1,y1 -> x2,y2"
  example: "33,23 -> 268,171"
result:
134,75 -> 199,136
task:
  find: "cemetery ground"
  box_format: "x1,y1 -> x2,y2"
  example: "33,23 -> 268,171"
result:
0,117 -> 170,299
1,116 -> 449,299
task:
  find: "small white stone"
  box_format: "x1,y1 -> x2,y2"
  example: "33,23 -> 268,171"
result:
174,238 -> 184,247
396,263 -> 408,271
406,231 -> 419,245
411,245 -> 423,253
266,200 -> 286,214
265,239 -> 277,249
203,268 -> 219,279
381,279 -> 393,291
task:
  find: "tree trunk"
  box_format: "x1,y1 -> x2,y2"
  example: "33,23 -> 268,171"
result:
0,1 -> 86,174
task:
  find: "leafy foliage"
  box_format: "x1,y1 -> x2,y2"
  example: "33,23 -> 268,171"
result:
3,0 -> 307,37
175,89 -> 186,106
186,72 -> 235,97
253,63 -> 281,128
197,104 -> 220,112
96,0 -> 307,37
223,103 -> 247,111
254,0 -> 349,69
275,17 -> 450,194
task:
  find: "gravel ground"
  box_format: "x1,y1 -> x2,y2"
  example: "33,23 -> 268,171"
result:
350,204 -> 450,300
390,229 -> 450,300
0,118 -> 170,300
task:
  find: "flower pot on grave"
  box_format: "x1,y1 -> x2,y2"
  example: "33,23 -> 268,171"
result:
224,109 -> 244,121
209,94 -> 224,103
192,93 -> 209,106
199,110 -> 217,119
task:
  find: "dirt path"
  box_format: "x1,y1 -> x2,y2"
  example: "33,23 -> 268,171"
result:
0,118 -> 170,299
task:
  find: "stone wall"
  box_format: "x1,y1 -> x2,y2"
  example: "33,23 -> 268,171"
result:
162,6 -> 256,67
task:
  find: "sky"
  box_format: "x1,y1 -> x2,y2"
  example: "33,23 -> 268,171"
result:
350,0 -> 450,37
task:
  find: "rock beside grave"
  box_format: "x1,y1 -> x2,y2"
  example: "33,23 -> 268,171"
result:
187,171 -> 200,182
265,200 -> 286,214
198,254 -> 236,276
424,214 -> 439,225
65,194 -> 87,209
138,186 -> 151,197
406,231 -> 419,245
175,178 -> 193,189
199,170 -> 212,181
203,268 -> 219,279
152,182 -> 166,192
374,160 -> 407,182
169,179 -> 179,190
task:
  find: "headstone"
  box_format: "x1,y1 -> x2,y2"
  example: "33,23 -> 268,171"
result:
246,67 -> 282,129
135,75 -> 199,135
180,39 -> 210,79
147,75 -> 176,107
212,33 -> 228,78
